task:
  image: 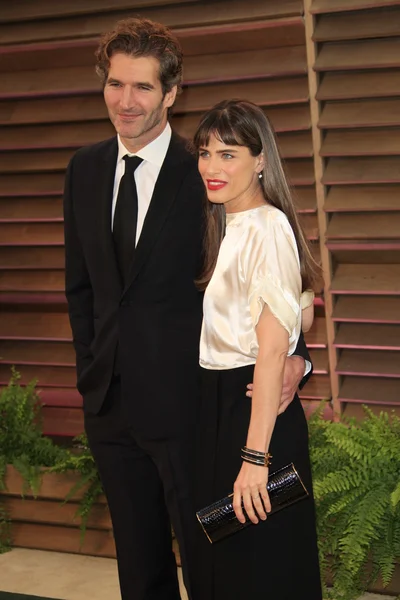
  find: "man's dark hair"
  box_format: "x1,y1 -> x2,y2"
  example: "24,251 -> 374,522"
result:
95,17 -> 183,97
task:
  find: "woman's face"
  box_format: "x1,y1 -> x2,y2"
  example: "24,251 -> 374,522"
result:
198,133 -> 264,213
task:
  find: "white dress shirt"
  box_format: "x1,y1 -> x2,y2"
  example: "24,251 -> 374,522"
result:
111,122 -> 172,244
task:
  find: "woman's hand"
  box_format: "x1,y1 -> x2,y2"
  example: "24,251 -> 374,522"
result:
233,462 -> 271,524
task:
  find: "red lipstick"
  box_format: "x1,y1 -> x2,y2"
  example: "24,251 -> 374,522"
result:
206,179 -> 227,191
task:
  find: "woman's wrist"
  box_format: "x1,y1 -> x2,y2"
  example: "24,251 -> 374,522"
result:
241,446 -> 272,467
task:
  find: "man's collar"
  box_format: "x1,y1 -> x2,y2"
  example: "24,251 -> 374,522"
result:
117,122 -> 172,167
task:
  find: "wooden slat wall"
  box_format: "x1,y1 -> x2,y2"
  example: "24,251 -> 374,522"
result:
0,0 -> 326,439
308,0 -> 400,418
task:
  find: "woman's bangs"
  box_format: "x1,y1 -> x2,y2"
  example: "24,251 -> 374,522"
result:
194,111 -> 244,148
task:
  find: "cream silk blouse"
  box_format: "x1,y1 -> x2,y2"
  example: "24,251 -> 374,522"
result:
200,204 -> 314,370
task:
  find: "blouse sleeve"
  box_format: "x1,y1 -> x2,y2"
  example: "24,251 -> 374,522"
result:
301,289 -> 314,309
245,211 -> 302,346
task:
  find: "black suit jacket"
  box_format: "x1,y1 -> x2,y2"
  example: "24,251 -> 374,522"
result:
64,131 -> 312,437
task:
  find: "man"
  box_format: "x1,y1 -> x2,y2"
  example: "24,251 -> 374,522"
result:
63,17 -> 312,600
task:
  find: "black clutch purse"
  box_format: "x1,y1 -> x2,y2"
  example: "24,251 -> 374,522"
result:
196,463 -> 308,543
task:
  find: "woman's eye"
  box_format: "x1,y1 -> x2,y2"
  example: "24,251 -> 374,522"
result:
222,153 -> 233,159
199,151 -> 209,158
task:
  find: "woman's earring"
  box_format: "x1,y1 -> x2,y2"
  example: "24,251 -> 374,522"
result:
258,172 -> 263,179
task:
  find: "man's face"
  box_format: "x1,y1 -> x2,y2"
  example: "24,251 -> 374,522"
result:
104,53 -> 177,152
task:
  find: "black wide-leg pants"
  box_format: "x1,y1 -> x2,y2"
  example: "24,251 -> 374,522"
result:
192,365 -> 323,600
84,378 -> 198,600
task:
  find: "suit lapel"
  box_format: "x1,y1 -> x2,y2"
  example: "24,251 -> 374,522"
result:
122,134 -> 188,294
96,138 -> 123,291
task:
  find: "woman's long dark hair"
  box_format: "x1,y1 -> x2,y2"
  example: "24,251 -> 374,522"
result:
193,99 -> 321,292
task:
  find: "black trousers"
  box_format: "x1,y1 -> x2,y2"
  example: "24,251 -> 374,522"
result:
84,378 -> 198,600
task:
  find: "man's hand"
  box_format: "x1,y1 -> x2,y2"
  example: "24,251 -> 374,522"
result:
246,355 -> 305,415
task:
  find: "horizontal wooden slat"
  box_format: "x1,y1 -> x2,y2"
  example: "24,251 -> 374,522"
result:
0,173 -> 65,196
285,160 -> 315,186
183,45 -> 307,84
1,128 -> 310,162
0,0 -> 199,23
0,364 -> 76,388
0,46 -> 307,100
276,131 -> 313,158
331,264 -> 400,294
299,214 -> 319,240
10,522 -> 115,557
0,340 -> 75,366
338,375 -> 400,404
323,157 -> 400,184
42,406 -> 84,436
311,0 -> 400,14
334,323 -> 400,350
327,243 -> 400,264
337,349 -> 400,377
319,99 -> 400,129
298,375 -> 332,400
0,270 -> 65,292
317,70 -> 400,100
0,312 -> 71,340
0,384 -> 80,409
3,496 -> 110,530
177,19 -> 306,56
0,77 -> 309,126
0,149 -> 74,173
0,223 -> 64,245
314,38 -> 400,72
304,317 -> 327,347
301,399 -> 334,420
326,212 -> 400,239
321,128 -> 400,156
0,121 -> 113,150
38,388 -> 81,408
309,348 -> 329,374
294,187 -> 317,212
0,0 -> 303,45
0,19 -> 306,70
0,40 -> 101,74
0,247 -> 64,269
333,295 -> 400,323
1,106 -> 310,152
342,401 -> 400,419
0,94 -> 106,125
3,465 -> 98,500
168,104 -> 311,137
0,197 -> 63,220
0,291 -> 67,305
324,185 -> 400,212
313,7 -> 400,42
0,164 -> 312,199
0,65 -> 100,99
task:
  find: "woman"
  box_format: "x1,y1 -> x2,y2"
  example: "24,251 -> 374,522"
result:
192,100 -> 322,599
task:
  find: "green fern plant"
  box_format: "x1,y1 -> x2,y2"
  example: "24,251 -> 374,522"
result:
0,368 -> 104,547
50,432 -> 104,542
309,406 -> 400,600
0,502 -> 11,553
0,367 -> 67,492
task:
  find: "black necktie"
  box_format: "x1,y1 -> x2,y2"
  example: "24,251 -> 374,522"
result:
113,155 -> 143,285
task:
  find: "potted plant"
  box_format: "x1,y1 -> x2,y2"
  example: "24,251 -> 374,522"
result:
0,368 -> 114,557
309,406 -> 400,600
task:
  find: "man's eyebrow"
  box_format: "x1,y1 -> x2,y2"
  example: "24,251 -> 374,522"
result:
106,78 -> 155,89
135,81 -> 156,89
